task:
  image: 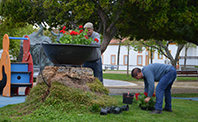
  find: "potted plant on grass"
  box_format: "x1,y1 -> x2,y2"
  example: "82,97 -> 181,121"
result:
138,92 -> 148,110
134,92 -> 156,111
148,93 -> 156,111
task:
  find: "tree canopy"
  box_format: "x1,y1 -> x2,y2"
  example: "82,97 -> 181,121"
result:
124,0 -> 198,45
0,0 -> 198,54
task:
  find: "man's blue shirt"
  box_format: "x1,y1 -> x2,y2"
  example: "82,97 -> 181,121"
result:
142,63 -> 172,97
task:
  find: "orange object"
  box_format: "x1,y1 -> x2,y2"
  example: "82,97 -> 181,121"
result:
0,34 -> 33,97
0,34 -> 11,97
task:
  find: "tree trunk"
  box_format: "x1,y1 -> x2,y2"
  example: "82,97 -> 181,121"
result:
171,60 -> 177,68
127,44 -> 130,77
184,46 -> 188,70
117,39 -> 122,70
100,28 -> 117,54
169,44 -> 185,68
150,48 -> 153,64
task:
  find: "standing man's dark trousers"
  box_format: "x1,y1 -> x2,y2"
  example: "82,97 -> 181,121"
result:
83,58 -> 103,83
155,67 -> 177,110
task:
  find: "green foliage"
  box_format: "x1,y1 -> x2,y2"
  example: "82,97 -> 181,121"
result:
137,93 -> 148,107
103,73 -> 143,82
59,29 -> 93,45
172,93 -> 198,98
89,104 -> 100,113
1,0 -> 198,55
24,81 -> 117,114
103,73 -> 198,81
87,78 -> 109,95
0,24 -> 36,61
125,0 -> 198,45
1,95 -> 198,122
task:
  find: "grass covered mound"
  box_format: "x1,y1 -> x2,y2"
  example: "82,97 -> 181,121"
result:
14,79 -> 117,115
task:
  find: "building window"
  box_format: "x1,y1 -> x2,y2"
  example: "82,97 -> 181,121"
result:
124,55 -> 128,65
111,55 -> 116,65
138,46 -> 142,53
137,55 -> 143,66
158,52 -> 163,59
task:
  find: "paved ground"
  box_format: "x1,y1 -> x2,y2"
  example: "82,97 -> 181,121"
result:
104,79 -> 198,94
104,70 -> 198,94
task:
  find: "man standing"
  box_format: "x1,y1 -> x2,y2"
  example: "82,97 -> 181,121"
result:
131,63 -> 177,114
83,22 -> 103,83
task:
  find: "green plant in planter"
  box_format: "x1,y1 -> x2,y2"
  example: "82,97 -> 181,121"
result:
138,92 -> 148,108
134,92 -> 156,110
58,25 -> 97,45
148,93 -> 156,110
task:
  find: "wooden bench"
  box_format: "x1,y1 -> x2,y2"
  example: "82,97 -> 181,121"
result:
105,65 -> 118,70
177,70 -> 198,81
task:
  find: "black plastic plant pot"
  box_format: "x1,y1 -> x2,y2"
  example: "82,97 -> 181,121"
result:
121,105 -> 129,111
139,104 -> 141,107
113,107 -> 122,114
123,93 -> 134,104
141,106 -> 147,110
42,43 -> 99,66
100,108 -> 108,115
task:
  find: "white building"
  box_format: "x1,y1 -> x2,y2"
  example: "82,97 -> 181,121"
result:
102,39 -> 198,71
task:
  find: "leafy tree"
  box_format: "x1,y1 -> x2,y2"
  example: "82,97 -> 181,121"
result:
0,0 -> 138,53
122,39 -> 133,76
125,0 -> 198,46
115,35 -> 125,70
1,0 -> 198,55
0,24 -> 36,61
183,43 -> 197,70
130,39 -> 184,68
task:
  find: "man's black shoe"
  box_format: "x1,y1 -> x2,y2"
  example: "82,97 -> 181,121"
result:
162,108 -> 172,112
149,109 -> 162,114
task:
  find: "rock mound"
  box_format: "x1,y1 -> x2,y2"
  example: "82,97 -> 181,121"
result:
24,66 -> 117,112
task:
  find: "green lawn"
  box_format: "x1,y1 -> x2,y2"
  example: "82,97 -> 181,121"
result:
103,73 -> 197,81
1,73 -> 197,121
0,95 -> 198,122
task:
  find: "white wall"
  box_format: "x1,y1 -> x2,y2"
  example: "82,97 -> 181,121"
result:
102,44 -> 198,70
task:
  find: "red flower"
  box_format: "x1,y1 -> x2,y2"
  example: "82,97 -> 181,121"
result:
79,25 -> 83,29
135,93 -> 139,101
70,31 -> 78,35
85,35 -> 88,39
144,92 -> 148,97
60,30 -> 64,33
62,26 -> 66,30
152,93 -> 156,97
79,30 -> 83,33
94,38 -> 99,42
